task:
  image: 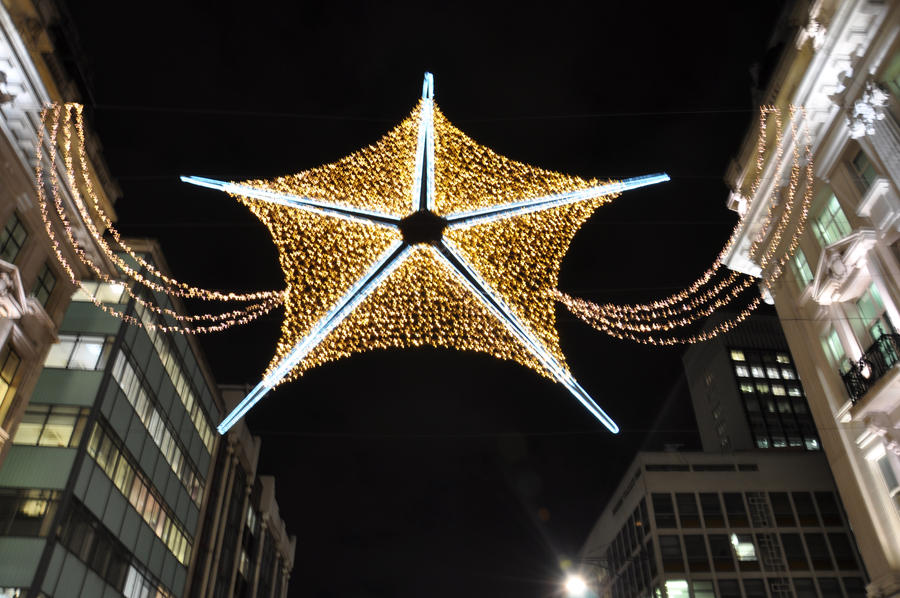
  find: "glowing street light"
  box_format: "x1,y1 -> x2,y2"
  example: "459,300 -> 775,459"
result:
564,574 -> 589,596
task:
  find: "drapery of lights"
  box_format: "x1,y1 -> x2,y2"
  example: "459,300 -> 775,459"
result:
36,103 -> 285,333
183,73 -> 670,434
558,105 -> 813,344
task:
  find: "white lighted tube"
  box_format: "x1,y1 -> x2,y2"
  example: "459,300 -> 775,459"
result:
181,176 -> 401,228
446,173 -> 670,228
217,240 -> 409,434
435,242 -> 619,433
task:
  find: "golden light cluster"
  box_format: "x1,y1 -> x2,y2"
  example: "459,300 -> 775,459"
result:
558,106 -> 813,345
37,104 -> 285,333
232,101 -> 621,385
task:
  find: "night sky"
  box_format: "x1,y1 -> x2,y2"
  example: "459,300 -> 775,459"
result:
59,2 -> 786,596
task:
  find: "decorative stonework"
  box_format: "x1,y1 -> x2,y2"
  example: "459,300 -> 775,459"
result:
847,81 -> 890,138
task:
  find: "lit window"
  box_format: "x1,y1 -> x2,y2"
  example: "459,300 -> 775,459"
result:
756,383 -> 770,394
772,385 -> 786,396
857,283 -> 892,343
0,345 -> 21,411
31,263 -> 56,308
781,368 -> 796,379
776,353 -> 791,364
44,334 -> 113,370
730,350 -> 746,361
791,249 -> 814,289
766,367 -> 781,379
665,580 -> 689,598
813,195 -> 851,247
731,534 -> 757,561
751,366 -> 765,378
850,149 -> 877,192
0,212 -> 27,263
72,281 -> 127,304
866,443 -> 900,514
735,365 -> 750,378
740,382 -> 754,393
788,385 -> 802,397
822,328 -> 847,371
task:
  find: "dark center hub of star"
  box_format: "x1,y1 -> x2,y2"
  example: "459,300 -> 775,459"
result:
399,210 -> 448,244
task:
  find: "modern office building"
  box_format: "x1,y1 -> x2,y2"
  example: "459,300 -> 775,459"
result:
683,315 -> 820,454
580,452 -> 866,598
0,0 -> 120,466
185,386 -> 295,598
719,1 -> 900,595
0,241 -> 220,598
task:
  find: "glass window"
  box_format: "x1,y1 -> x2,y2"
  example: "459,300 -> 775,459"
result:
684,535 -> 709,572
700,493 -> 724,527
659,535 -> 684,572
735,365 -> 750,378
792,249 -> 814,289
44,334 -> 112,370
781,533 -> 809,570
751,365 -> 766,378
813,195 -> 852,247
0,489 -> 59,537
856,283 -> 891,343
793,579 -> 816,598
743,579 -> 767,598
724,493 -> 749,527
804,533 -> 834,570
851,149 -> 878,192
665,580 -> 689,598
733,533 -> 760,571
765,367 -> 781,379
822,328 -> 848,372
0,212 -> 27,263
708,534 -> 735,571
817,578 -> 842,598
815,492 -> 842,526
72,281 -> 127,304
842,578 -> 866,598
0,345 -> 20,411
792,492 -> 819,526
676,493 -> 700,528
718,580 -> 741,598
781,368 -> 796,380
12,405 -> 88,448
769,493 -> 796,526
692,580 -> 715,598
828,532 -> 857,570
731,350 -> 746,361
31,262 -> 56,308
652,493 -> 676,528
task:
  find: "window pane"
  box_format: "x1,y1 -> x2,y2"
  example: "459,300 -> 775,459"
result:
792,492 -> 819,526
732,533 -> 759,571
793,579 -> 816,598
769,492 -> 796,526
815,492 -> 842,526
804,532 -> 834,570
842,578 -> 866,598
45,337 -> 76,367
684,535 -> 709,572
12,408 -> 47,445
743,579 -> 766,598
38,412 -> 77,447
828,532 -> 857,570
724,493 -> 749,527
708,534 -> 735,571
700,493 -> 725,527
659,535 -> 684,572
692,580 -> 715,598
718,580 -> 741,598
69,338 -> 104,370
676,493 -> 700,528
818,578 -> 841,598
652,493 -> 676,528
781,533 -> 809,570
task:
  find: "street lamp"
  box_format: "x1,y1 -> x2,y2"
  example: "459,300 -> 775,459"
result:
564,573 -> 589,596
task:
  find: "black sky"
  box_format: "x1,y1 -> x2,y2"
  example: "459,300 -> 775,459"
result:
59,1 -> 786,596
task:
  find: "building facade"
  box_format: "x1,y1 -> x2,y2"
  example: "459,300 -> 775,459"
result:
0,0 -> 120,465
185,386 -> 294,598
683,315 -> 821,454
720,2 -> 900,596
580,452 -> 866,598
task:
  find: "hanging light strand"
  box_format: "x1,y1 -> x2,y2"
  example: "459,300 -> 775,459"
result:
36,104 -> 285,333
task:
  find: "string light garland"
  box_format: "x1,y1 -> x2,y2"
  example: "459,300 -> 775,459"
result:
183,73 -> 670,434
36,104 -> 286,333
558,105 -> 813,344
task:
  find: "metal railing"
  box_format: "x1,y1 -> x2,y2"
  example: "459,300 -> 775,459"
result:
841,334 -> 900,403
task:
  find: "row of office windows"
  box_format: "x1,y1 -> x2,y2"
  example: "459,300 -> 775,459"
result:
0,489 -> 59,537
658,531 -> 858,574
651,492 -> 843,530
656,576 -> 865,598
45,334 -> 114,371
134,303 -> 215,452
56,499 -> 172,598
729,349 -> 820,450
86,419 -> 192,565
111,350 -> 204,505
13,404 -> 90,448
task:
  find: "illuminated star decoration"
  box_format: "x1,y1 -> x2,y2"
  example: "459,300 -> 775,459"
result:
183,73 -> 669,435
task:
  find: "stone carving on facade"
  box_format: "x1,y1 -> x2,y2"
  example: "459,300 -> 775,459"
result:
847,80 -> 890,138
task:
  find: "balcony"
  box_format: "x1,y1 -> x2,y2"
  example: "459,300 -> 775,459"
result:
841,334 -> 900,403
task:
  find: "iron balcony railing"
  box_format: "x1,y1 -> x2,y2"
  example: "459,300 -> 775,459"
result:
841,333 -> 900,403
